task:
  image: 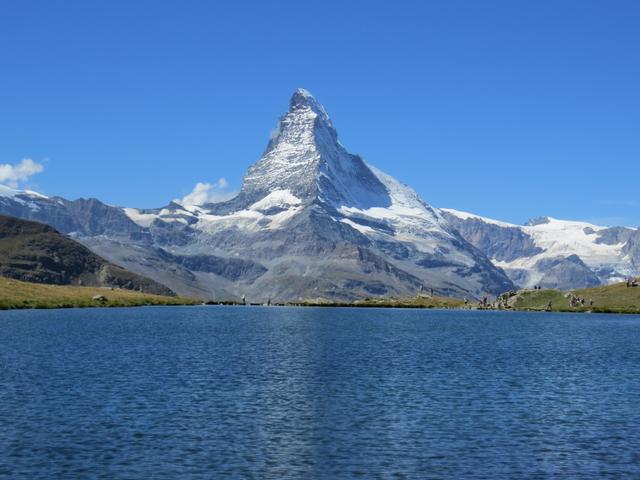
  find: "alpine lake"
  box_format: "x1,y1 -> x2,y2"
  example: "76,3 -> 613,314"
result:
1,306 -> 639,479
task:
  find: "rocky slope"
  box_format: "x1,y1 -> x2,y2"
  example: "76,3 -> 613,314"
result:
0,215 -> 175,295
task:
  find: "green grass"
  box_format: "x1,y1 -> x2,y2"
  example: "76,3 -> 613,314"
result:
574,282 -> 640,313
510,282 -> 640,314
294,281 -> 640,314
292,295 -> 465,309
0,276 -> 199,310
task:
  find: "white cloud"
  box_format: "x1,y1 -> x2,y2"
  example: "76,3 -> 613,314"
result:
177,178 -> 236,207
0,158 -> 44,187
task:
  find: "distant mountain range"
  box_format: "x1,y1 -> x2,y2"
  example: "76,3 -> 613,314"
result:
442,210 -> 639,289
0,89 -> 637,300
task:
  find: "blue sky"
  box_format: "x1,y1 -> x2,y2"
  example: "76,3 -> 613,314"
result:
0,0 -> 638,225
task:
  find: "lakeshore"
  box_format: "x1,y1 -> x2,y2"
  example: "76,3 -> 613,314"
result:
294,282 -> 640,315
2,275 -> 638,315
0,277 -> 199,310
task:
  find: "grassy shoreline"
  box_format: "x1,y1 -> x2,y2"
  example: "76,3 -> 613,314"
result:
291,281 -> 640,315
0,277 -> 199,310
506,283 -> 640,314
2,276 -> 639,315
288,295 -> 465,309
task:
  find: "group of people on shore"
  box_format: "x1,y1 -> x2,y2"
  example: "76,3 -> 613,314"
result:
473,291 -> 517,310
569,294 -> 593,308
626,278 -> 639,287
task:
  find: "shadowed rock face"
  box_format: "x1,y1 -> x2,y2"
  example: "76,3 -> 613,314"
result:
623,230 -> 640,271
0,90 -> 516,301
534,255 -> 601,289
526,216 -> 551,226
595,227 -> 636,245
442,213 -> 542,262
0,215 -> 174,296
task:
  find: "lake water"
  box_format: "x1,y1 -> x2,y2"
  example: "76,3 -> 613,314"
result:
1,307 -> 639,479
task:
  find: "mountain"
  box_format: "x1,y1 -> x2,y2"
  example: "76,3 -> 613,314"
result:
0,185 -> 148,237
0,89 -> 514,301
0,215 -> 175,296
442,209 -> 640,289
2,90 -> 637,296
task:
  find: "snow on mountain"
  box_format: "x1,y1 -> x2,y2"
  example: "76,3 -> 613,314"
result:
123,207 -> 159,228
0,184 -> 49,211
250,190 -> 302,211
441,208 -> 517,229
442,208 -> 638,289
0,184 -> 47,199
339,164 -> 460,256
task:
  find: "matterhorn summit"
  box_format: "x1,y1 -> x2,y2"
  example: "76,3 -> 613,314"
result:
151,88 -> 515,300
0,89 -> 515,301
221,88 -> 391,212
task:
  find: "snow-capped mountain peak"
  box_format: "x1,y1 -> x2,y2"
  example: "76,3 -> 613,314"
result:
0,90 -> 518,301
234,89 -> 390,211
289,88 -> 331,120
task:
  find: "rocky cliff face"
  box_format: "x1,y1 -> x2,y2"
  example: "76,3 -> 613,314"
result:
0,90 -> 515,301
443,213 -> 542,262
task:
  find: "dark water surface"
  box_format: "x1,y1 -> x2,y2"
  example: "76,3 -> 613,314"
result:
1,307 -> 639,479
